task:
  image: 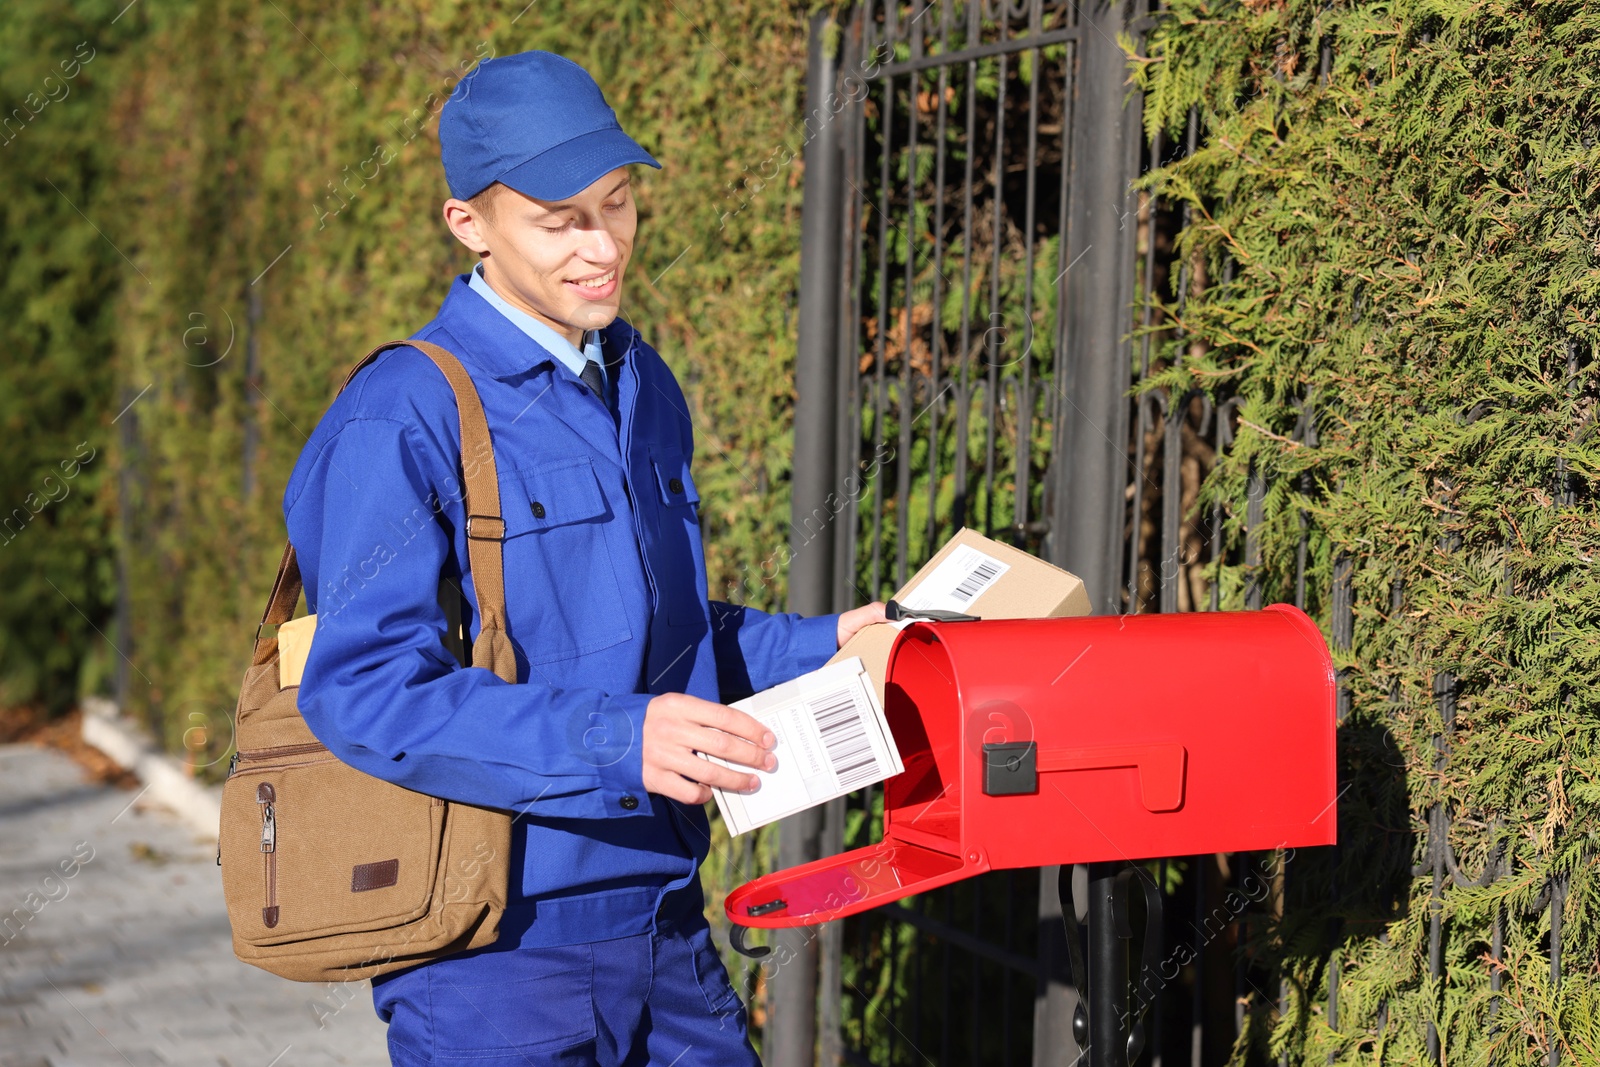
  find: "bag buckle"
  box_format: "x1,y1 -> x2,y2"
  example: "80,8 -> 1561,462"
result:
465,514 -> 505,540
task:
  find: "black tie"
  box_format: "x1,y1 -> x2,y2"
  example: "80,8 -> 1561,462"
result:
579,358 -> 605,400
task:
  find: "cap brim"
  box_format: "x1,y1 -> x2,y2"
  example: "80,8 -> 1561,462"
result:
495,126 -> 661,201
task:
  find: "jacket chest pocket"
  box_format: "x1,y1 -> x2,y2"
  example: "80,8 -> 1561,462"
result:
499,457 -> 633,663
649,452 -> 708,627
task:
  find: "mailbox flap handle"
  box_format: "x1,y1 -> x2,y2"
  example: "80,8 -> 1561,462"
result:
1037,743 -> 1187,812
885,599 -> 980,623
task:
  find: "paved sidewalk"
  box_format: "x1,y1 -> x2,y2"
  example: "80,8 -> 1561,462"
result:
0,743 -> 389,1067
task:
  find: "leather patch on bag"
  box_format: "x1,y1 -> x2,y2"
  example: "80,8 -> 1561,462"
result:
351,859 -> 400,893
262,906 -> 279,928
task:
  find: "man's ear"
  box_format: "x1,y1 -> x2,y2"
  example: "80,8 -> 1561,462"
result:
443,197 -> 492,256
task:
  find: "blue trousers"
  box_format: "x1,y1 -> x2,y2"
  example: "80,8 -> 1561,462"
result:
371,912 -> 762,1067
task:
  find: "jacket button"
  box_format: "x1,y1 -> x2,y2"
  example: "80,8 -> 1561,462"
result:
530,500 -> 546,519
620,795 -> 639,811
668,477 -> 684,494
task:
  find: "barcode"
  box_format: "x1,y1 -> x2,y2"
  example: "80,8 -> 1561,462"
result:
950,559 -> 1002,604
811,686 -> 879,792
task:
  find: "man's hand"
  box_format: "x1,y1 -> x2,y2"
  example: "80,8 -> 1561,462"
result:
837,601 -> 889,648
641,692 -> 777,805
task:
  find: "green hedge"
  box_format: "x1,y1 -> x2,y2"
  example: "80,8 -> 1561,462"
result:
0,0 -> 135,712
72,0 -> 822,765
1136,1 -> 1599,1062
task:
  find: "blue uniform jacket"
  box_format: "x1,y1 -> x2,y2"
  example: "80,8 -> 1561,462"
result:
283,275 -> 838,948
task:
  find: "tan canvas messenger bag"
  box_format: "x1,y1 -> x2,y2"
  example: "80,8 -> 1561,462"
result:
220,339 -> 518,983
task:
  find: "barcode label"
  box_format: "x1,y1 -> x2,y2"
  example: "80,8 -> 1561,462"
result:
711,657 -> 901,835
950,558 -> 1002,603
811,686 -> 879,792
899,544 -> 1012,614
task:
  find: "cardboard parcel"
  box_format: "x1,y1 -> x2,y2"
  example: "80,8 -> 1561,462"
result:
830,527 -> 1091,702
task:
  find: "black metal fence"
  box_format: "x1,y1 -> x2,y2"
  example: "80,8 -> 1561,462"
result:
766,2 -> 1577,1065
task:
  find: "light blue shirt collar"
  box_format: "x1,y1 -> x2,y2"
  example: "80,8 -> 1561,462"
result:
468,263 -> 605,386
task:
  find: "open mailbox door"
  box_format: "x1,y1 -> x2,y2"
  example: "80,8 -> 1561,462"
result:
724,605 -> 1337,945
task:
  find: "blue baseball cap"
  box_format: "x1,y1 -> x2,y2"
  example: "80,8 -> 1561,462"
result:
439,50 -> 661,202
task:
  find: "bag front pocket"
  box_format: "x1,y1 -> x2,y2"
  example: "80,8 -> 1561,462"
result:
221,744 -> 445,947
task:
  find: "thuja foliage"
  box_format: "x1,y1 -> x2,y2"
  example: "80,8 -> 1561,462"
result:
1135,1 -> 1599,1062
0,0 -> 138,710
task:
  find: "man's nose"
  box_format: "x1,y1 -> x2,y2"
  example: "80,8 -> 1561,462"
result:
582,225 -> 619,263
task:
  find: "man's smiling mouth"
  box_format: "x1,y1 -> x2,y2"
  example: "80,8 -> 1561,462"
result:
571,268 -> 617,289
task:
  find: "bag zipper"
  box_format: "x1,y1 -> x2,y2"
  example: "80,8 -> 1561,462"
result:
219,750 -> 242,865
218,745 -> 320,866
258,781 -> 279,928
236,741 -> 329,762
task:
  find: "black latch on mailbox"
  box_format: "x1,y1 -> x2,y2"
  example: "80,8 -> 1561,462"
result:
983,741 -> 1039,796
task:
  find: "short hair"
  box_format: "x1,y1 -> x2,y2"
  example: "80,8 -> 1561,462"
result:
468,182 -> 503,221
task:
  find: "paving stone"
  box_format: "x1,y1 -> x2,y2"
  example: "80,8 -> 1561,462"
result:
0,746 -> 388,1067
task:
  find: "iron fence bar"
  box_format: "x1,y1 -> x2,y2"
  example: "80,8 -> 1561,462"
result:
888,909 -> 902,1063
940,887 -> 954,1065
1152,858 -> 1167,1067
1326,547 -> 1353,1062
833,6 -> 870,618
820,793 -> 846,1067
923,11 -> 951,556
1325,948 -> 1340,1065
973,875 -> 984,1061
775,14 -> 846,1066
1129,392 -> 1165,613
1159,394 -> 1182,613
852,798 -> 875,1059
1046,23 -> 1080,562
951,5 -> 981,533
869,8 -> 894,599
982,49 -> 1007,541
1013,0 -> 1044,544
1549,871 -> 1566,1067
1234,858 -> 1246,1039
1049,0 -> 1139,603
1190,856 -> 1203,1067
1558,339 -> 1581,505
837,0 -> 870,914
892,5 -> 922,590
1113,0 -> 1148,598
1126,122 -> 1163,614
1426,666 -> 1455,1065
1209,399 -> 1238,613
1489,901 -> 1503,1032
1126,385 -> 1152,614
1332,554 -> 1353,718
913,900 -> 925,1061
1244,468 -> 1264,611
1005,868 -> 1019,1064
1145,105 -> 1200,619
873,25 -> 1080,80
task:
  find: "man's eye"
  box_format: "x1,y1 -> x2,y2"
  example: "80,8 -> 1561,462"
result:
541,221 -> 572,233
604,199 -> 626,211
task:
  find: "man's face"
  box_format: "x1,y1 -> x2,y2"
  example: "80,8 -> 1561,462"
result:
443,167 -> 638,343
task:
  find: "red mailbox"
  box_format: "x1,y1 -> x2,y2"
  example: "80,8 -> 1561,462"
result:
725,605 -> 1336,936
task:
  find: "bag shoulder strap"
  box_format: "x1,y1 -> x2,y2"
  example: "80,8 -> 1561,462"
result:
251,339 -> 518,684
